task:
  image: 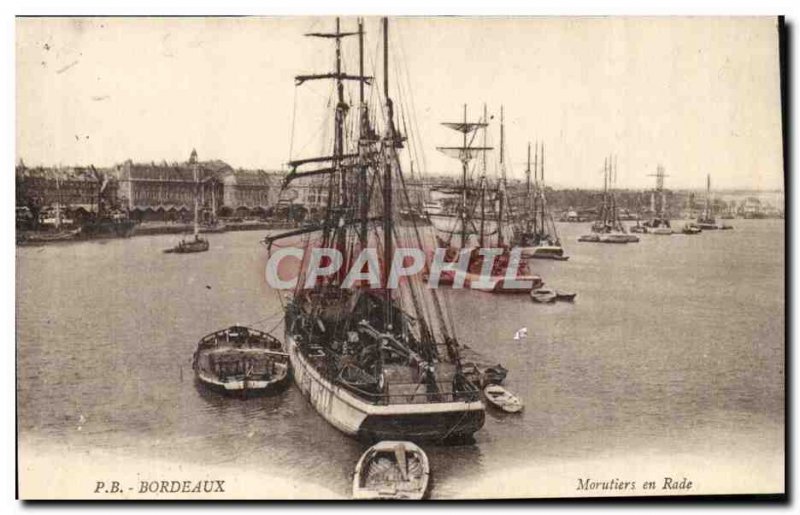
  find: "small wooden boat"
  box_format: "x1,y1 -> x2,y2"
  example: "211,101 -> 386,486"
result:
531,288 -> 557,303
17,228 -> 80,244
458,345 -> 508,387
649,227 -> 673,235
682,223 -> 702,235
192,326 -> 290,394
483,384 -> 523,413
519,245 -> 569,261
555,290 -> 577,302
352,441 -> 430,500
577,233 -> 601,243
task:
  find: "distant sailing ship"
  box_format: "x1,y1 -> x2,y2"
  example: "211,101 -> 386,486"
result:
510,142 -> 567,260
696,174 -> 733,230
578,155 -> 639,243
634,165 -> 673,235
263,18 -> 485,441
164,151 -> 210,253
429,105 -> 543,292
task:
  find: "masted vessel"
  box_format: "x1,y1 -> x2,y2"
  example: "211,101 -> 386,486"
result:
430,104 -> 543,292
263,18 -> 485,441
510,141 -> 568,260
164,151 -> 209,253
696,174 -> 733,230
578,155 -> 639,243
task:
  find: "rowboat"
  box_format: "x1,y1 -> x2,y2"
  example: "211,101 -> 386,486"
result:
192,326 -> 290,395
531,288 -> 557,303
483,384 -> 523,413
682,223 -> 702,235
352,441 -> 430,500
555,290 -> 577,302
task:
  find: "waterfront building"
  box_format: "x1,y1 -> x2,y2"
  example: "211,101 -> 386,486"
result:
15,160 -> 119,223
116,149 -> 230,222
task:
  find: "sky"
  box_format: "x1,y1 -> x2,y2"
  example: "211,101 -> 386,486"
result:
16,16 -> 784,190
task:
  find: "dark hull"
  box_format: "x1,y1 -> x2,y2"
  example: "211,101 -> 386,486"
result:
530,254 -> 569,261
164,240 -> 210,253
357,409 -> 486,442
193,373 -> 291,397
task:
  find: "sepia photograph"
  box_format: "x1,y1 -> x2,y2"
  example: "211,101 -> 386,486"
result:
14,13 -> 786,500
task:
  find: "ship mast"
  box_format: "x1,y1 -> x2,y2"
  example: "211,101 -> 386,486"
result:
357,18 -> 370,246
461,104 -> 468,245
382,17 -> 395,325
497,105 -> 506,246
539,142 -> 546,234
437,107 -> 492,247
479,104 -> 487,247
525,142 -> 532,234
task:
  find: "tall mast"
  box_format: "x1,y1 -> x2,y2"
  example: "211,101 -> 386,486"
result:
497,105 -> 505,246
525,142 -> 532,233
479,104 -> 487,247
382,17 -> 394,322
540,142 -> 546,229
436,105 -> 492,247
358,18 -> 369,246
461,104 -> 468,246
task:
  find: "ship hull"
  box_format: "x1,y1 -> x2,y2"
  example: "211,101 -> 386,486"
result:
194,371 -> 290,396
287,335 -> 485,441
518,245 -> 568,261
428,213 -> 498,239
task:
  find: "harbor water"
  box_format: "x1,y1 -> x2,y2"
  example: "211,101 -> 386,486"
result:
16,220 -> 784,498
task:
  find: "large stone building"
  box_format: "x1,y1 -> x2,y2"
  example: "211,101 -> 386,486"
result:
220,170 -> 278,216
15,160 -> 119,222
116,149 -> 231,222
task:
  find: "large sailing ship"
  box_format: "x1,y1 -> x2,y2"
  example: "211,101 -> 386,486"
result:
696,174 -> 733,230
639,165 -> 673,235
428,105 -> 543,293
578,155 -> 639,244
263,18 -> 485,441
510,142 -> 567,260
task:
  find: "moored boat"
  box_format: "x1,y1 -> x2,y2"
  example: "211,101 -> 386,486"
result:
352,441 -> 430,500
682,223 -> 702,235
165,151 -> 210,254
17,228 -> 80,245
696,174 -> 733,231
555,290 -> 577,302
483,384 -> 523,413
519,244 -> 569,261
192,326 -> 290,394
266,18 -> 486,443
531,288 -> 557,303
511,141 -> 568,261
649,227 -> 673,235
164,235 -> 209,254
